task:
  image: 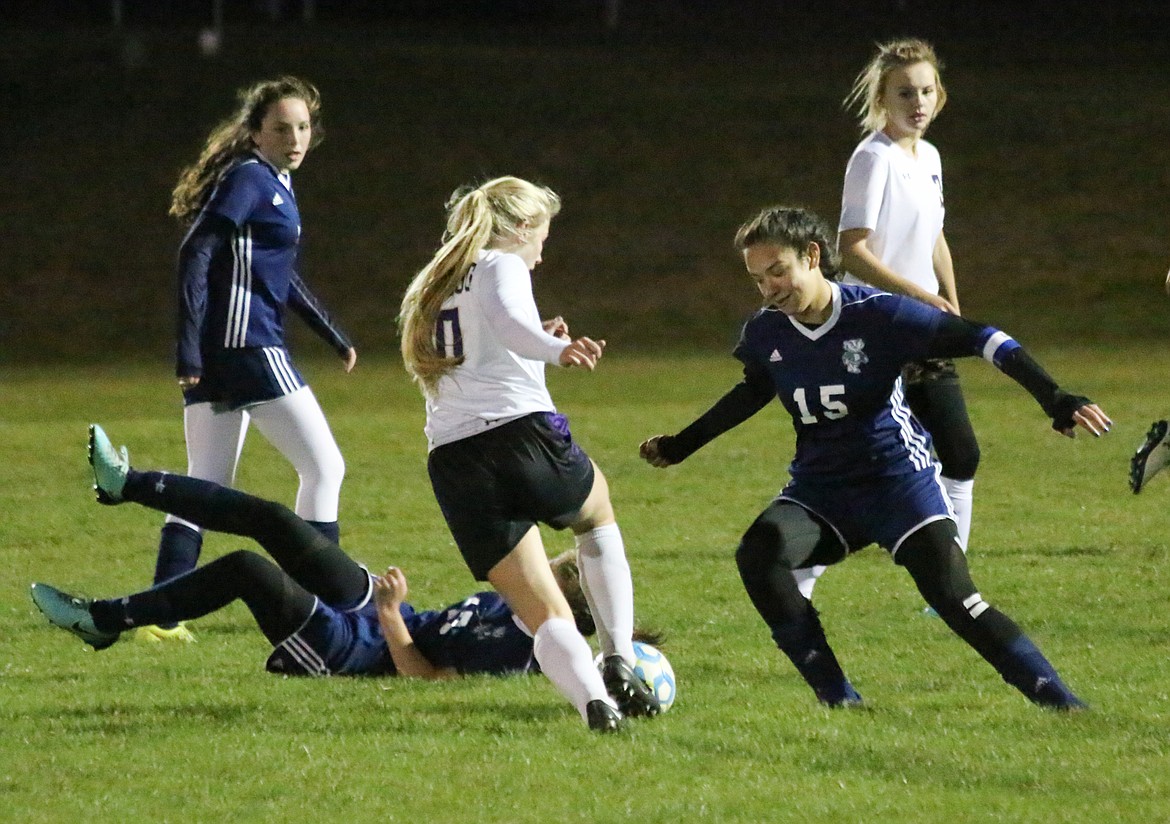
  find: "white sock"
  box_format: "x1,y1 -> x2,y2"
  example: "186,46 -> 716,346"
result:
942,477 -> 975,552
575,523 -> 636,663
532,617 -> 612,720
792,565 -> 826,600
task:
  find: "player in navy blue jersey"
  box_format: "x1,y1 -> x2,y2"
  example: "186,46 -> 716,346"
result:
148,77 -> 356,641
30,426 -> 610,679
641,206 -> 1111,711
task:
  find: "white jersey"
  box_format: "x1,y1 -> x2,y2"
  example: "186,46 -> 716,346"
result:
839,131 -> 945,295
424,249 -> 570,450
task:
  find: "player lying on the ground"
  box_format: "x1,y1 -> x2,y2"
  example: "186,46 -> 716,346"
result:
31,425 -> 655,680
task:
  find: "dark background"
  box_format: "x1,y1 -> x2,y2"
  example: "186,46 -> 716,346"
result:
4,1 -> 1169,367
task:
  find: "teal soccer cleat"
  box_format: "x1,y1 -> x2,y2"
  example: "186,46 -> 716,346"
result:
30,583 -> 121,650
87,424 -> 130,504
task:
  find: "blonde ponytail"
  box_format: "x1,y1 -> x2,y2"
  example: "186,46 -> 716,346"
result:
399,176 -> 561,395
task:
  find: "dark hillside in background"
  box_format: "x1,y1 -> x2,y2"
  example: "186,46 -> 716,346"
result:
3,1 -> 1169,366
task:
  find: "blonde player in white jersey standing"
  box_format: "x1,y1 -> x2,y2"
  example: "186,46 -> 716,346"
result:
399,176 -> 659,733
794,39 -> 978,600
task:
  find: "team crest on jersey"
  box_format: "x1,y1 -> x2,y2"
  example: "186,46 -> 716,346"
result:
841,338 -> 868,374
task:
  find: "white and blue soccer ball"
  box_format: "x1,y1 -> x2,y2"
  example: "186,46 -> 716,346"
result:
632,641 -> 676,712
597,641 -> 677,712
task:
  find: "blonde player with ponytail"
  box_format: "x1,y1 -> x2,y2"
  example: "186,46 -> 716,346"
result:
400,176 -> 659,733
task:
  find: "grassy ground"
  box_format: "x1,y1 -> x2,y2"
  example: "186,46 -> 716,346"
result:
5,8 -> 1170,821
3,350 -> 1168,822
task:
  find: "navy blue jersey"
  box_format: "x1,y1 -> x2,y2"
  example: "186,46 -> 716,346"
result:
734,282 -> 943,482
265,590 -> 536,677
176,153 -> 350,377
659,282 -> 1042,480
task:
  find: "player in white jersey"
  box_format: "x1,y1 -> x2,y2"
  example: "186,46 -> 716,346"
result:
791,39 -> 979,602
399,176 -> 659,733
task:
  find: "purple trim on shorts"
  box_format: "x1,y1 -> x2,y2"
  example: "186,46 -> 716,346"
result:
544,412 -> 571,438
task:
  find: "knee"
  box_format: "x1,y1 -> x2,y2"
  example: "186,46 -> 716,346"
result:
252,498 -> 300,533
221,548 -> 266,575
902,546 -> 977,614
303,448 -> 345,488
736,519 -> 783,581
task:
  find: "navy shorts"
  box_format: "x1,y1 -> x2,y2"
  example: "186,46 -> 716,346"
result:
184,346 -> 306,411
428,412 -> 596,580
265,595 -> 395,677
781,463 -> 955,559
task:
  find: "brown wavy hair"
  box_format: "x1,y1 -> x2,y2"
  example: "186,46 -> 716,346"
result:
169,76 -> 323,224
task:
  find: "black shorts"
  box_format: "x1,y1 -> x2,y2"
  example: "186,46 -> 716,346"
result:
184,346 -> 306,411
428,411 -> 596,580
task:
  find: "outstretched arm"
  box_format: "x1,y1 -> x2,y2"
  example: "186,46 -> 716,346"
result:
374,568 -> 459,680
641,362 -> 775,467
928,314 -> 1112,438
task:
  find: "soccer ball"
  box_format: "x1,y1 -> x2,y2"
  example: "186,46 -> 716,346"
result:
596,641 -> 677,712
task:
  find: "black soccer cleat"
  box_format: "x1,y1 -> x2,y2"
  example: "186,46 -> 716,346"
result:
585,699 -> 626,733
1130,419 -> 1170,494
601,654 -> 662,718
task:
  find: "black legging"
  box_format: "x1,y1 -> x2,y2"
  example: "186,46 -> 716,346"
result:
95,549 -> 316,644
91,470 -> 370,644
904,371 -> 980,481
735,506 -> 1052,702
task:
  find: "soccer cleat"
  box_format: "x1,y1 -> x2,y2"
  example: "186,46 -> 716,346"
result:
134,623 -> 196,644
88,424 -> 130,504
30,583 -> 121,650
817,680 -> 864,708
601,654 -> 662,718
1030,677 -> 1088,712
1130,420 -> 1170,494
585,699 -> 626,733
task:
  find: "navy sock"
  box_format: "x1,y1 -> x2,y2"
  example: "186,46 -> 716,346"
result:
151,523 -> 203,629
998,635 -> 1085,709
771,606 -> 860,706
155,522 -> 203,584
306,520 -> 339,544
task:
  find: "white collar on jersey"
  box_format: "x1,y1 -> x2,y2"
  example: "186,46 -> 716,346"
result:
786,281 -> 842,341
249,149 -> 295,195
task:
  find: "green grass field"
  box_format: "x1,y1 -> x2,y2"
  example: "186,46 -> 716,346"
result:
3,348 -> 1168,822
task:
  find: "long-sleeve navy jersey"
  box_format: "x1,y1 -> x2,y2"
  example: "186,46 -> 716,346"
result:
175,153 -> 350,377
